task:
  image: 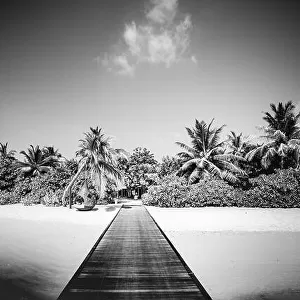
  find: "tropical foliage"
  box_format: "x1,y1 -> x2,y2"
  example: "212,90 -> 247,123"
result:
176,119 -> 246,184
1,100 -> 300,208
246,101 -> 300,171
226,131 -> 250,156
142,175 -> 188,207
17,145 -> 60,176
61,126 -> 127,206
0,142 -> 16,160
118,147 -> 158,195
158,155 -> 182,178
142,169 -> 300,208
43,146 -> 63,162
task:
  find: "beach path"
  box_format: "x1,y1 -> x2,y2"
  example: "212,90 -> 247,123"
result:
58,205 -> 211,299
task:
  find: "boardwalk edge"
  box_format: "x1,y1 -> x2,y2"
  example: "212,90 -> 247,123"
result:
57,205 -> 123,300
144,206 -> 213,300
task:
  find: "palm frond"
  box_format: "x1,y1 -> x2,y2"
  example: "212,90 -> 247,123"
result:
202,159 -> 222,178
220,170 -> 239,184
176,152 -> 194,161
175,142 -> 197,155
209,124 -> 225,149
180,159 -> 198,172
261,148 -> 278,169
188,168 -> 202,184
214,153 -> 246,162
277,143 -> 289,156
245,146 -> 263,162
218,160 -> 247,176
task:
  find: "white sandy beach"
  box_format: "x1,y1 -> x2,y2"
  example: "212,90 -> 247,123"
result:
1,204 -> 300,300
146,206 -> 300,300
0,203 -> 121,300
146,206 -> 300,232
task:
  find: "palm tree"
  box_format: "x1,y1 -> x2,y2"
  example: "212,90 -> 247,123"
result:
262,101 -> 300,139
43,146 -> 64,167
43,146 -> 62,158
0,142 -> 16,160
17,145 -> 59,176
226,131 -> 250,156
226,131 -> 257,176
176,119 -> 246,184
63,158 -> 79,175
246,102 -> 300,170
61,127 -> 128,208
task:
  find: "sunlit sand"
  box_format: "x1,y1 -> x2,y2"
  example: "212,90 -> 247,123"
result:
147,207 -> 300,300
1,204 -> 300,300
0,204 -> 121,300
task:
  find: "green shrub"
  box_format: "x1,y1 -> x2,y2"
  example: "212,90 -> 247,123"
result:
9,175 -> 42,203
0,191 -> 15,205
6,168 -> 74,205
187,179 -> 236,207
233,169 -> 300,208
142,175 -> 235,207
142,169 -> 300,208
41,190 -> 60,207
20,194 -> 40,206
0,158 -> 18,191
142,175 -> 187,207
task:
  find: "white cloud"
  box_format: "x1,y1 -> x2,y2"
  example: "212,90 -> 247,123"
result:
102,54 -> 134,76
113,55 -> 135,76
124,22 -> 141,56
102,0 -> 194,76
146,0 -> 178,24
148,32 -> 176,66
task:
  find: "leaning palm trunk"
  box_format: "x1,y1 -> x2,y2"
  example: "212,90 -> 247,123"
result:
62,163 -> 86,208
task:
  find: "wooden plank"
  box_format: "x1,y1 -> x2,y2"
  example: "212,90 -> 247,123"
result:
58,205 -> 212,300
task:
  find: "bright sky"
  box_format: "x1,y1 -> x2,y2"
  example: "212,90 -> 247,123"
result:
1,0 -> 299,160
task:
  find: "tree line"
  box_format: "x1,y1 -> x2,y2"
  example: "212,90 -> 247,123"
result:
1,101 -> 300,206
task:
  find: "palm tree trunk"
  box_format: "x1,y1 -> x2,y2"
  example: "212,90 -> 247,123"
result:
62,163 -> 86,208
98,173 -> 104,201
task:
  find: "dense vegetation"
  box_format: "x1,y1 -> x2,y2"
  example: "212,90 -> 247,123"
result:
142,169 -> 300,208
143,101 -> 300,208
1,101 -> 300,208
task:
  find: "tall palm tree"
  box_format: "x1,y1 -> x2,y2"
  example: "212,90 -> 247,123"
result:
0,142 -> 16,160
61,127 -> 128,207
246,102 -> 300,170
176,119 -> 246,184
17,145 -> 59,176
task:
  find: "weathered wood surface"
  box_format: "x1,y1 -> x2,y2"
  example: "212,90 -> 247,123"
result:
58,205 -> 211,299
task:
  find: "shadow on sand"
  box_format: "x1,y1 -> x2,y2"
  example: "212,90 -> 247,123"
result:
122,205 -> 132,209
104,206 -> 118,212
75,207 -> 98,212
0,277 -> 45,300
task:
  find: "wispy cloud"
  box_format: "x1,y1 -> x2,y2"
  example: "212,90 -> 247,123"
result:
102,53 -> 135,76
191,55 -> 198,65
102,0 -> 195,76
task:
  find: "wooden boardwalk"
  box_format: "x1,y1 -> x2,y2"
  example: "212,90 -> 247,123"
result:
58,205 -> 212,299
